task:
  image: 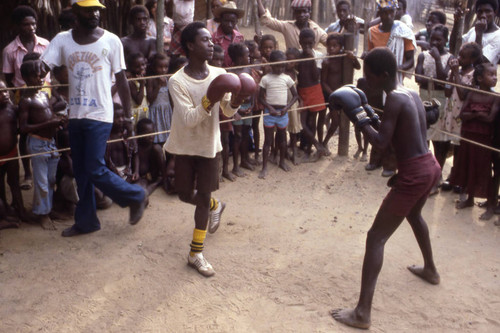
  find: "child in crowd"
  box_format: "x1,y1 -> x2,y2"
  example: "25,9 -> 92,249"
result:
135,118 -> 167,196
259,34 -> 277,75
127,53 -> 149,124
258,50 -> 299,179
245,39 -> 264,163
147,53 -> 173,146
121,5 -> 156,60
0,80 -> 27,229
297,28 -> 327,159
284,47 -> 301,165
228,42 -> 255,177
105,103 -> 139,183
442,42 -> 482,191
321,33 -> 360,152
168,56 -> 188,74
210,45 -> 234,182
450,63 -> 499,219
415,10 -> 447,51
395,0 -> 413,30
415,24 -> 453,193
19,59 -> 65,230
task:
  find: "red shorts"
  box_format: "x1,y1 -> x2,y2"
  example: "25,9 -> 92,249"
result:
381,153 -> 441,217
0,146 -> 18,166
298,83 -> 326,112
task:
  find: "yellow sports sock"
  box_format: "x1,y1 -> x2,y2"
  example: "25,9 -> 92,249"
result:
189,228 -> 207,256
210,197 -> 218,211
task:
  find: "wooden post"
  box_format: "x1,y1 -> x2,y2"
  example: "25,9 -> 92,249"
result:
312,0 -> 319,23
338,31 -> 355,156
451,0 -> 467,56
156,0 -> 165,55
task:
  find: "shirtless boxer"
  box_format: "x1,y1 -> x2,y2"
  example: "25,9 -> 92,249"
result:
329,47 -> 441,329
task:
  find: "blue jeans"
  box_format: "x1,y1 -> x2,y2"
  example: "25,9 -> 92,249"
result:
27,135 -> 59,215
69,119 -> 145,233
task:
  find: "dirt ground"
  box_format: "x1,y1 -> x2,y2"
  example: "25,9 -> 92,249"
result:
1,24 -> 500,333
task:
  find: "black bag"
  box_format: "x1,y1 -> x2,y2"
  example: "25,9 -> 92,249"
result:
423,98 -> 441,128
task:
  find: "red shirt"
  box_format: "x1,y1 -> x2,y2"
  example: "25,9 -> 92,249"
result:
212,26 -> 244,68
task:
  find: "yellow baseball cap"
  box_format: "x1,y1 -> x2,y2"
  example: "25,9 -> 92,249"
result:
72,0 -> 106,8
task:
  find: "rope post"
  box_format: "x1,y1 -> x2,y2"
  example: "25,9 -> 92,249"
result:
338,32 -> 355,156
156,0 -> 165,55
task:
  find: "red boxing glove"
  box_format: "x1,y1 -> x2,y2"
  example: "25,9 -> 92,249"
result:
231,73 -> 258,107
202,73 -> 241,112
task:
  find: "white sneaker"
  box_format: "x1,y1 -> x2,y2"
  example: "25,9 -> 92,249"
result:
208,200 -> 225,234
188,252 -> 215,277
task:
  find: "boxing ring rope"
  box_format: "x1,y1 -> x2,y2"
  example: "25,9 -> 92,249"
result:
1,54 -> 499,164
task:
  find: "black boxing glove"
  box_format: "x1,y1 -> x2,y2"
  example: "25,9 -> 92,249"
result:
329,86 -> 371,129
346,84 -> 380,128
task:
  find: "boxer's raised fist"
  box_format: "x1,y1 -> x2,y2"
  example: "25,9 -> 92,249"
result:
202,73 -> 241,112
231,73 -> 258,107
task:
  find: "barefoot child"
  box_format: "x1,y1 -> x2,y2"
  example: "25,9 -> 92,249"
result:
330,48 -> 441,329
19,59 -> 65,230
450,63 -> 499,220
135,118 -> 167,196
284,47 -> 302,165
442,42 -> 482,191
127,53 -> 149,124
415,24 -> 453,193
297,28 -> 327,158
258,50 -> 299,179
105,103 -> 139,183
146,53 -> 173,146
228,42 -> 255,177
246,40 -> 264,163
0,80 -> 27,229
321,33 -> 361,151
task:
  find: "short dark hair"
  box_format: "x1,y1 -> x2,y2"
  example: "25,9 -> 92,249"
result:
227,42 -> 247,62
12,5 -> 37,25
428,10 -> 447,24
285,47 -> 301,59
336,0 -> 351,10
213,44 -> 224,54
476,0 -> 498,13
168,56 -> 188,74
364,47 -> 397,78
181,21 -> 207,57
299,27 -> 315,41
244,40 -> 258,54
20,60 -> 41,80
137,118 -> 154,134
22,52 -> 41,63
129,5 -> 149,24
398,0 -> 407,10
460,42 -> 483,65
260,34 -> 277,48
126,52 -> 145,70
327,32 -> 344,46
473,62 -> 496,85
430,24 -> 449,42
147,52 -> 169,75
269,50 -> 285,62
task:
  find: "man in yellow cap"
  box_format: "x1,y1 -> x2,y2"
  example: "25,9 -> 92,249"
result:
41,0 -> 147,237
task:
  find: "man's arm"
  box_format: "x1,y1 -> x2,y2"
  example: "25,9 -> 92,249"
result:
400,49 -> 415,71
256,0 -> 265,17
361,93 -> 399,151
115,70 -> 132,119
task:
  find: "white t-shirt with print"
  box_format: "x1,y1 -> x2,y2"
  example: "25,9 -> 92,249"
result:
41,30 -> 125,123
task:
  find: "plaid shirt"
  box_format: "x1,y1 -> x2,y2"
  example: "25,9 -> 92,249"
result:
212,26 -> 244,68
